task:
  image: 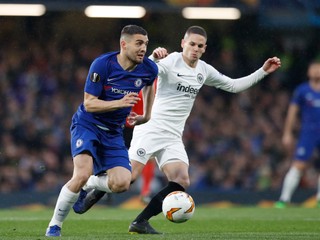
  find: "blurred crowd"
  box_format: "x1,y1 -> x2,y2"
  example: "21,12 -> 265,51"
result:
0,14 -> 320,194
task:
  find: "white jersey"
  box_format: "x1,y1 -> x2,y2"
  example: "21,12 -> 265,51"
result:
134,52 -> 268,137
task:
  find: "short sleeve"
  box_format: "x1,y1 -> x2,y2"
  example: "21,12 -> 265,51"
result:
84,58 -> 107,97
291,85 -> 303,106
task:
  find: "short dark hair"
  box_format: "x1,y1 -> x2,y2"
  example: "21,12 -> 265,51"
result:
184,26 -> 207,39
120,25 -> 147,38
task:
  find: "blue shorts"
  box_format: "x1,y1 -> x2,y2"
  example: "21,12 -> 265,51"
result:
70,115 -> 131,175
295,129 -> 320,162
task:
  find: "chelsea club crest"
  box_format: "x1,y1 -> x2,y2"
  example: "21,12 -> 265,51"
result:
134,78 -> 143,87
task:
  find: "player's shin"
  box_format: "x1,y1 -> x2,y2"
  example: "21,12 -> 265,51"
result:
133,181 -> 184,223
279,166 -> 301,202
49,185 -> 80,227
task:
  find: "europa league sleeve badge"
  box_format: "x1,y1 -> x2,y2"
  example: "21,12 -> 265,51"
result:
90,72 -> 100,83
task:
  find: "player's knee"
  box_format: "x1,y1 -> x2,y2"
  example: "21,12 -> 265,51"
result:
110,181 -> 130,193
173,176 -> 190,189
109,177 -> 131,193
292,161 -> 307,171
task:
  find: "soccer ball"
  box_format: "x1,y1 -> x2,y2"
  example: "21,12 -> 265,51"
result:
162,191 -> 195,223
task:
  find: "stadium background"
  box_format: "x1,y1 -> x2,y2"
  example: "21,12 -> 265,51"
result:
0,0 -> 320,208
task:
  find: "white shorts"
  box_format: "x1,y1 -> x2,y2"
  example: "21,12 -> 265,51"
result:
128,126 -> 189,169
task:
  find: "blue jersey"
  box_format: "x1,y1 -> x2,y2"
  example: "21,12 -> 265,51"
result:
291,82 -> 320,131
292,82 -> 320,161
70,51 -> 157,174
75,51 -> 158,132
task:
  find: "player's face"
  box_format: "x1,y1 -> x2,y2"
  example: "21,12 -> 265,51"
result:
308,63 -> 320,91
124,34 -> 148,64
181,33 -> 207,67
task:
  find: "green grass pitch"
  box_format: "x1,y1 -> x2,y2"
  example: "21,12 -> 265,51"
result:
0,206 -> 319,239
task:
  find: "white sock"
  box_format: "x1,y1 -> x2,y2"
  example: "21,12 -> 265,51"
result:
48,185 -> 80,228
316,175 -> 320,201
279,166 -> 302,202
83,175 -> 112,193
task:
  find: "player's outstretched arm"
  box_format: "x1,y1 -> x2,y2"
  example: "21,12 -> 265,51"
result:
262,57 -> 281,73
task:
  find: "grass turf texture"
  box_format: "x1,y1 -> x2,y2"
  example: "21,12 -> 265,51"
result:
0,207 -> 319,239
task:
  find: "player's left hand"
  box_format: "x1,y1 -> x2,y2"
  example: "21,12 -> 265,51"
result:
128,114 -> 149,126
262,57 -> 281,73
127,111 -> 138,126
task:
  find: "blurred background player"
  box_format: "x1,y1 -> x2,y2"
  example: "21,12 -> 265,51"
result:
275,60 -> 320,208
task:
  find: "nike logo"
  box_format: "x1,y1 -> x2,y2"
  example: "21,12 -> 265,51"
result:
96,125 -> 110,131
107,77 -> 118,82
58,209 -> 68,212
177,73 -> 194,77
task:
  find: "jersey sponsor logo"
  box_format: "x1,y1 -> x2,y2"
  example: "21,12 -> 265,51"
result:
197,73 -> 204,84
137,148 -> 146,156
76,139 -> 83,148
176,82 -> 199,95
90,72 -> 100,82
134,78 -> 143,87
111,87 -> 138,95
177,73 -> 194,77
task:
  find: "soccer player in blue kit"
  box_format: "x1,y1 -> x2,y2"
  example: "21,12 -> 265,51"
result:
275,60 -> 320,208
45,25 -> 158,237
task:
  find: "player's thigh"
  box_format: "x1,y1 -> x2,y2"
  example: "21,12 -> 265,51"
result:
70,120 -> 99,177
68,153 -> 93,191
73,153 -> 93,178
129,130 -> 162,180
162,161 -> 190,188
131,160 -> 146,182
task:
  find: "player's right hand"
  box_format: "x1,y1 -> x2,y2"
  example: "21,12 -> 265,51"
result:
152,47 -> 168,60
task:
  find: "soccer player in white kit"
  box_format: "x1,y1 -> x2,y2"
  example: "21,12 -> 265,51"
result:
127,26 -> 281,234
73,26 -> 281,234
